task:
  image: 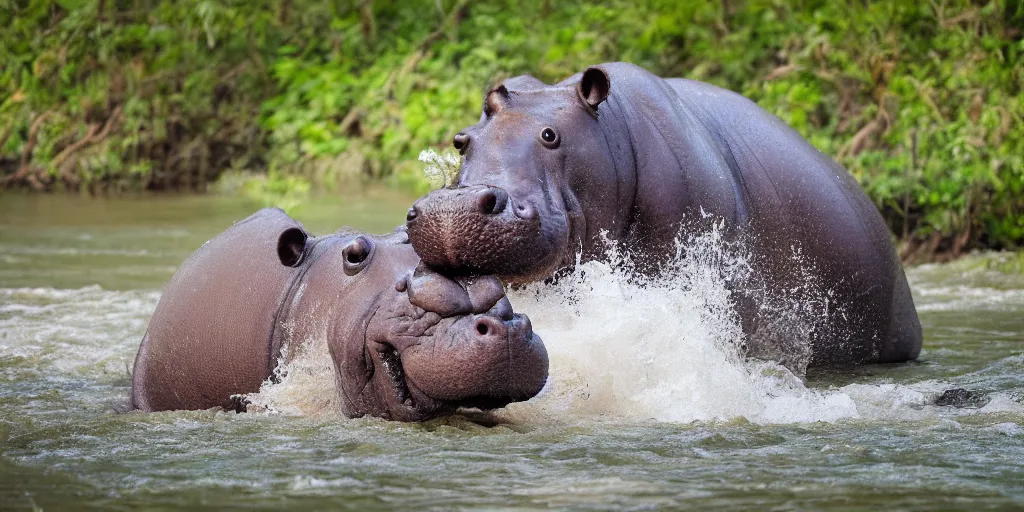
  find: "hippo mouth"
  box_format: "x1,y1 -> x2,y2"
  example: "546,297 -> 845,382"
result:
372,311 -> 548,421
378,344 -> 413,407
367,336 -> 443,421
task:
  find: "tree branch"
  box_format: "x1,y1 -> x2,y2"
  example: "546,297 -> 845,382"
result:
20,110 -> 54,167
50,105 -> 122,169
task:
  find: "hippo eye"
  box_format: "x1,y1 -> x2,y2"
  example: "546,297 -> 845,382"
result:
539,127 -> 559,148
342,236 -> 374,276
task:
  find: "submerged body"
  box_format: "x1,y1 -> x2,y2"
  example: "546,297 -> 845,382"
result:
131,208 -> 548,421
406,62 -> 921,367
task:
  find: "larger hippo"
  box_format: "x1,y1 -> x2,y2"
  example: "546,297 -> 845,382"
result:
131,208 -> 548,421
406,62 -> 921,367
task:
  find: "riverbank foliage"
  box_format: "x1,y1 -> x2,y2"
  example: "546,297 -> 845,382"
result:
2,0 -> 1022,256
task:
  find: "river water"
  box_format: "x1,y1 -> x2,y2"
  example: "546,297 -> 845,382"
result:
1,190 -> 1022,510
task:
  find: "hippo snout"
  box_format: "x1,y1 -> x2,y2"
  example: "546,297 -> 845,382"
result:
406,185 -> 548,277
397,306 -> 547,409
386,263 -> 547,412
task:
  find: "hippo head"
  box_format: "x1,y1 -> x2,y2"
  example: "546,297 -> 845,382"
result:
406,67 -> 630,283
278,227 -> 548,421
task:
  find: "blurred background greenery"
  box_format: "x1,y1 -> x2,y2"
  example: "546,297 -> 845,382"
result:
1,0 -> 1021,259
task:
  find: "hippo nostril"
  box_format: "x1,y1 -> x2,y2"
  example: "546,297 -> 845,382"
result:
514,202 -> 537,220
453,133 -> 470,154
474,316 -> 504,338
476,188 -> 507,215
406,206 -> 418,222
480,194 -> 496,215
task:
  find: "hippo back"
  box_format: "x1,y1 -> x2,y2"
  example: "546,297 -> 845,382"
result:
131,208 -> 305,411
588,62 -> 921,365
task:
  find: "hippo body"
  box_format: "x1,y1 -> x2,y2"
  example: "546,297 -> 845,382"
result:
131,208 -> 548,421
406,62 -> 921,367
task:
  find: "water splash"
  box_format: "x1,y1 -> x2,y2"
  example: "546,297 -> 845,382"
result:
245,283 -> 344,417
244,327 -> 342,418
499,224 -> 857,424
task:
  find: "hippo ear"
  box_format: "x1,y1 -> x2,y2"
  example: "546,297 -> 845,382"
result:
484,84 -> 510,117
277,227 -> 308,267
577,67 -> 610,112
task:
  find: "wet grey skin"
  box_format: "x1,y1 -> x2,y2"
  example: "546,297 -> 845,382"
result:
130,208 -> 548,422
406,62 -> 921,368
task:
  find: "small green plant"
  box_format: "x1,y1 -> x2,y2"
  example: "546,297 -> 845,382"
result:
418,148 -> 461,189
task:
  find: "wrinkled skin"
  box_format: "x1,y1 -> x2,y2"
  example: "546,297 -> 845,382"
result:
406,62 -> 921,367
131,208 -> 548,421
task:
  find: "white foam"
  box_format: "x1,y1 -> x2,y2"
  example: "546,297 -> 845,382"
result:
498,226 -> 861,424
244,288 -> 344,418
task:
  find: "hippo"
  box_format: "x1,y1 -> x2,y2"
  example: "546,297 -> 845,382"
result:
130,208 -> 548,421
406,62 -> 921,368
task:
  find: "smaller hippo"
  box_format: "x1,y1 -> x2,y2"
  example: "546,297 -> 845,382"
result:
130,208 -> 548,421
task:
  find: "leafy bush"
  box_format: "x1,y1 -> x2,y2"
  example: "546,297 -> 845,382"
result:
1,0 -> 1021,256
0,0 -> 282,191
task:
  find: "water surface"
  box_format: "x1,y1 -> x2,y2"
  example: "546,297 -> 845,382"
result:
1,191 -> 1022,510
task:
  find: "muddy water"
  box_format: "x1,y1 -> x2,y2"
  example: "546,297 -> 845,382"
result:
1,191 -> 1022,510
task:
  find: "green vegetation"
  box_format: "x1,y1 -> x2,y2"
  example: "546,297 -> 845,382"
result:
2,0 -> 1022,257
